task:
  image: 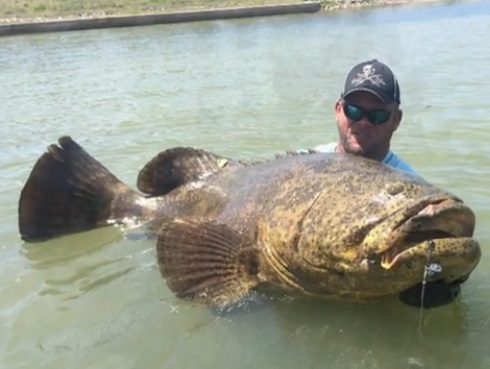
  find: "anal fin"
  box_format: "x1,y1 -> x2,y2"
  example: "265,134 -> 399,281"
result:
156,218 -> 261,309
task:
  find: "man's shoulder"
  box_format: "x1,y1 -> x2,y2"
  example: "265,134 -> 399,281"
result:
383,150 -> 416,174
297,143 -> 416,175
296,142 -> 336,155
310,144 -> 417,175
312,142 -> 337,153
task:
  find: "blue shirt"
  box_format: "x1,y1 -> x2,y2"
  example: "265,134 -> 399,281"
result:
311,142 -> 416,175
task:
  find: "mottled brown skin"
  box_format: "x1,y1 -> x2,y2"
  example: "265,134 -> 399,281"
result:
18,137 -> 481,309
144,151 -> 480,302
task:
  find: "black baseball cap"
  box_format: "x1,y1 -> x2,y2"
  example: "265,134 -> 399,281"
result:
341,59 -> 401,105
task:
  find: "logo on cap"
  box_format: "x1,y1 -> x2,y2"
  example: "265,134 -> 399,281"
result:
351,64 -> 386,87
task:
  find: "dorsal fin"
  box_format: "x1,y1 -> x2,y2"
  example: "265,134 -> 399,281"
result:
137,147 -> 235,196
274,149 -> 319,159
233,148 -> 320,167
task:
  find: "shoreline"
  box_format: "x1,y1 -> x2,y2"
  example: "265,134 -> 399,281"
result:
0,0 -> 443,37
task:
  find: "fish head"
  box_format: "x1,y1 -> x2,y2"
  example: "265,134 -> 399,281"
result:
295,171 -> 481,304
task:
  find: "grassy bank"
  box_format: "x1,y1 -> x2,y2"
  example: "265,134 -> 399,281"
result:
0,0 -> 443,24
0,0 -> 309,23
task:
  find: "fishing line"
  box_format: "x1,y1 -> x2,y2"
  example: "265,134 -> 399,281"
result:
418,240 -> 442,332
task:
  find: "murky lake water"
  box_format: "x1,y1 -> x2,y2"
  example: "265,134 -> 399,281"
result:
1,1 -> 489,368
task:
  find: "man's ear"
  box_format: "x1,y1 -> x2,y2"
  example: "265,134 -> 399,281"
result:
392,109 -> 403,131
335,99 -> 342,114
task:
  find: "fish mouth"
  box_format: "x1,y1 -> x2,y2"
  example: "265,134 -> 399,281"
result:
378,198 -> 476,270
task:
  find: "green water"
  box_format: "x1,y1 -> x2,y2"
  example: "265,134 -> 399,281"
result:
1,1 -> 489,368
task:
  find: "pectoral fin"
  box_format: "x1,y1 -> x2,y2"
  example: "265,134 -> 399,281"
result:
156,218 -> 261,309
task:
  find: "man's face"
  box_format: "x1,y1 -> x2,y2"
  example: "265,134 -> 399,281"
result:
334,91 -> 402,160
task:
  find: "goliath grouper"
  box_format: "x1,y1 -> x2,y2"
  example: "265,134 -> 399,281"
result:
18,136 -> 481,309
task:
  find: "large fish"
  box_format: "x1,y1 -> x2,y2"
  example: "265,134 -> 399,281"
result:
18,136 -> 481,309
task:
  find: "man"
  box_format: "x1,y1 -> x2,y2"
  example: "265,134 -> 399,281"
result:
314,59 -> 416,174
310,61 -> 471,309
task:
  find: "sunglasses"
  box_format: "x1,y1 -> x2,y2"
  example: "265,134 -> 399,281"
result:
342,103 -> 392,125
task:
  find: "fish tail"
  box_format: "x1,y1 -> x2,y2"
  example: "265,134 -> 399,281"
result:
18,136 -> 148,242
